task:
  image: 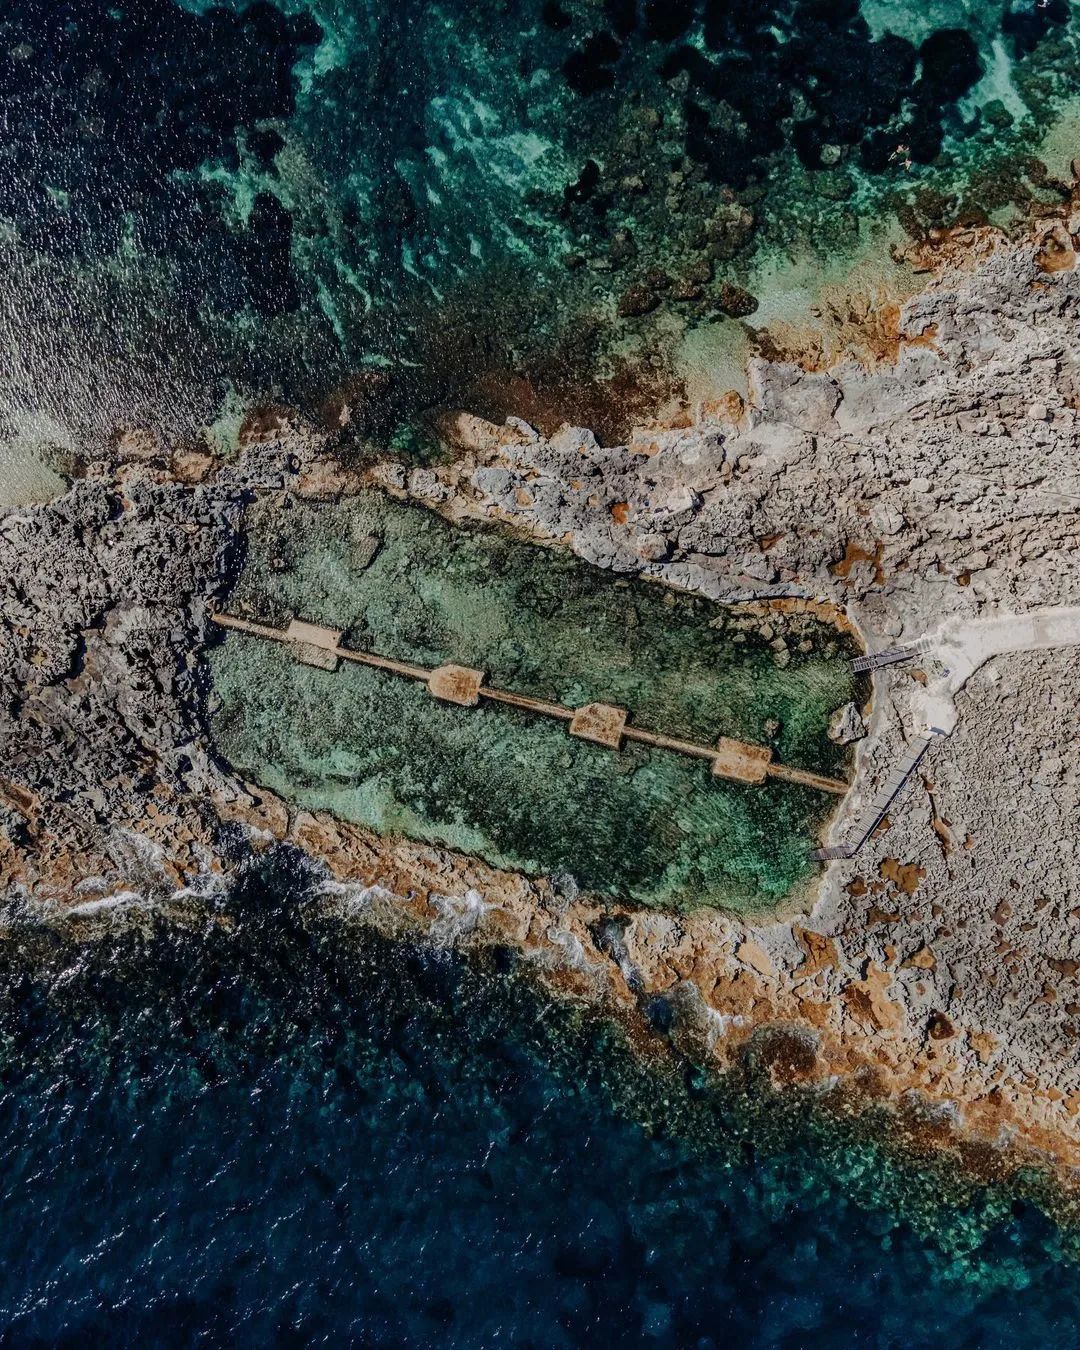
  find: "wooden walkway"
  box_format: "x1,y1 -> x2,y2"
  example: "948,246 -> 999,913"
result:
810,732 -> 940,860
209,611 -> 849,796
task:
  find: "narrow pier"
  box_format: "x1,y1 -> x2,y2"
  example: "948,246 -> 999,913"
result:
850,645 -> 917,674
209,611 -> 849,796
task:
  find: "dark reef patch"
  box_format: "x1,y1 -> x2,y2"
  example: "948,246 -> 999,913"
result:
557,0 -> 979,180
1004,0 -> 1069,57
2,0 -> 1079,460
0,0 -> 321,262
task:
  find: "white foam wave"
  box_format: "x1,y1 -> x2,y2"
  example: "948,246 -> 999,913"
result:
66,891 -> 145,918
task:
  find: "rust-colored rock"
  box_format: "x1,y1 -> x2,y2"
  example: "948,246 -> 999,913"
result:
736,938 -> 775,979
928,1011 -> 957,1041
795,926 -> 838,975
843,963 -> 904,1032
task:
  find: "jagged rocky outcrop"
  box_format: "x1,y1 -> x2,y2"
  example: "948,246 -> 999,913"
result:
3,221 -> 1080,1180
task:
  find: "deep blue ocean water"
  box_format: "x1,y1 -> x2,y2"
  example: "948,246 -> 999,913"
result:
0,856 -> 1078,1347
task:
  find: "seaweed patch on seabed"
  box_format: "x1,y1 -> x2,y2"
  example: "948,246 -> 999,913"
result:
207,490 -> 865,912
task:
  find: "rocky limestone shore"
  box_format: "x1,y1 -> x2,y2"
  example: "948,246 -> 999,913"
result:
3,218 -> 1080,1187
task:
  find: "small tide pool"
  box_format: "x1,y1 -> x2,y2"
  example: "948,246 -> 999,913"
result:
208,491 -> 863,910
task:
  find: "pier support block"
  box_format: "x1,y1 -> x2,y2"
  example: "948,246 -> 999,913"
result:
570,702 -> 627,748
286,619 -> 342,671
428,664 -> 485,706
712,737 -> 773,784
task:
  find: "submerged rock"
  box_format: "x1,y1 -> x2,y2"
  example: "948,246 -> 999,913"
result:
617,283 -> 661,318
714,282 -> 758,318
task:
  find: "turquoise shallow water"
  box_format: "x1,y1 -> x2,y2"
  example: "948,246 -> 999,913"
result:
0,855 -> 1078,1346
1,0 -> 1078,457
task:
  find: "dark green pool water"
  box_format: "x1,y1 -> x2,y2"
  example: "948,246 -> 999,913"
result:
209,492 -> 862,909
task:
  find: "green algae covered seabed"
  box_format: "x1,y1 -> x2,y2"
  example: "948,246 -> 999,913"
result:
209,492 -> 863,911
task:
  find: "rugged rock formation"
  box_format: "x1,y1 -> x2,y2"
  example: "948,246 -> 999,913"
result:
3,220 -> 1080,1183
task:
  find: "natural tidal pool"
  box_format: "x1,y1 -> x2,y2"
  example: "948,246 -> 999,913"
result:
0,857 -> 1078,1346
209,492 -> 863,910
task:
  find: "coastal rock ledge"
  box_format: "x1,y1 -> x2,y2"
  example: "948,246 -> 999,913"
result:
3,223 -> 1080,1189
